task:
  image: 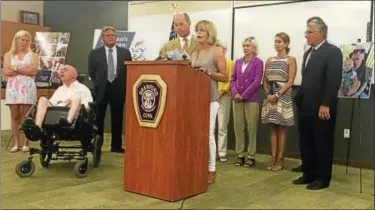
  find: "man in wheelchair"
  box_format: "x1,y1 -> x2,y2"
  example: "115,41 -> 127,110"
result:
16,65 -> 101,178
24,65 -> 93,134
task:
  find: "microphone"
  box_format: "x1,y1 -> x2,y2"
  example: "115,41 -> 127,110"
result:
192,65 -> 203,72
180,51 -> 191,61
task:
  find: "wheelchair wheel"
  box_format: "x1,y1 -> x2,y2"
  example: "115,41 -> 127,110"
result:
74,158 -> 88,178
15,160 -> 36,178
40,151 -> 52,168
92,135 -> 103,168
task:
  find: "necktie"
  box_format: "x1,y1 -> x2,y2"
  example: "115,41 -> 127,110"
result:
311,47 -> 317,57
107,48 -> 115,82
183,38 -> 189,52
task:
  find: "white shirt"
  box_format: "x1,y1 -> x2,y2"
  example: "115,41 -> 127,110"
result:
49,80 -> 93,109
105,45 -> 117,75
305,40 -> 326,66
178,33 -> 192,51
241,62 -> 248,73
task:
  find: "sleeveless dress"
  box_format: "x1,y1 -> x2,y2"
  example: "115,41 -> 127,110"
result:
261,57 -> 294,126
191,46 -> 218,101
5,52 -> 37,105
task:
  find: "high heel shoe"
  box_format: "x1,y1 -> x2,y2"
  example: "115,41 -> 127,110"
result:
272,157 -> 284,171
266,156 -> 276,170
208,171 -> 216,184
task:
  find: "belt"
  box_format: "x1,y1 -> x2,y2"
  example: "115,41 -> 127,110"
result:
268,80 -> 286,94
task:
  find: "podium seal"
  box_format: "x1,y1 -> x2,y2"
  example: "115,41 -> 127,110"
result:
132,74 -> 167,128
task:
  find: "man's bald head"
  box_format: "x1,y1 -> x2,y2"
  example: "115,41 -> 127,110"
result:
59,64 -> 78,85
173,12 -> 191,38
173,13 -> 191,25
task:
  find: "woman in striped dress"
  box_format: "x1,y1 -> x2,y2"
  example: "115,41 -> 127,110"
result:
261,32 -> 296,171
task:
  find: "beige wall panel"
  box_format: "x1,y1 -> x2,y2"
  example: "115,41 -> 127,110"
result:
129,1 -> 231,17
1,1 -> 44,25
234,0 -> 291,7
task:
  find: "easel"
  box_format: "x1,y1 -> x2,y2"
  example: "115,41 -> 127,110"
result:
344,38 -> 365,194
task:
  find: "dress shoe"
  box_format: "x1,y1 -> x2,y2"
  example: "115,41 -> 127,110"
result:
110,147 -> 125,153
292,176 -> 315,185
292,164 -> 303,172
306,180 -> 329,190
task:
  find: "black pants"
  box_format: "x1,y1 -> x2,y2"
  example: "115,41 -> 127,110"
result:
298,115 -> 335,185
96,81 -> 125,149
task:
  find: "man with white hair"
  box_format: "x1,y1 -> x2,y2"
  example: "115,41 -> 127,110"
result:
24,65 -> 93,133
293,17 -> 342,190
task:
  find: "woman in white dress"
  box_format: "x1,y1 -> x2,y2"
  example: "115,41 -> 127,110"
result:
3,30 -> 38,152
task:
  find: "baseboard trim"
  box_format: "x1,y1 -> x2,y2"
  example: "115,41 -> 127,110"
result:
256,149 -> 375,170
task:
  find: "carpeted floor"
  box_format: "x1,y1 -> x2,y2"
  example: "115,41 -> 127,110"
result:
1,131 -> 374,209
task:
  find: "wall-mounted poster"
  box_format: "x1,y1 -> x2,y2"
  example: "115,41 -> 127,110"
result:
92,29 -> 141,60
34,32 -> 70,86
338,42 -> 374,99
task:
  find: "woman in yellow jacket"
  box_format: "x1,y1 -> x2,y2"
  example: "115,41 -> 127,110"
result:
215,40 -> 234,162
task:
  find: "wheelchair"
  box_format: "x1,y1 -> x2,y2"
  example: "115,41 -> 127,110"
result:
15,101 -> 103,178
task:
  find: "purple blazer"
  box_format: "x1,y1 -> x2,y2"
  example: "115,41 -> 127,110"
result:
230,56 -> 264,102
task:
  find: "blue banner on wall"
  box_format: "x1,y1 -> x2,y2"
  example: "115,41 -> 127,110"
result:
93,29 -> 135,49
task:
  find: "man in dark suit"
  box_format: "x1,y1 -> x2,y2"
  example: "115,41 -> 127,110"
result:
88,26 -> 132,153
293,17 -> 342,190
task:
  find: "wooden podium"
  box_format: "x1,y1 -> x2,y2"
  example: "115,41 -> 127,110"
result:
123,60 -> 211,202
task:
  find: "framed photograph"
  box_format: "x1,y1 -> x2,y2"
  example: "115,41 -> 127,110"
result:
20,10 -> 40,25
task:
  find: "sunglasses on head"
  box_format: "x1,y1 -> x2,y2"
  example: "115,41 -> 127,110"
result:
353,49 -> 365,54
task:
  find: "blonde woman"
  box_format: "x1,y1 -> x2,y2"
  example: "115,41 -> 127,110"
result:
231,37 -> 264,168
3,30 -> 38,152
191,20 -> 227,184
215,40 -> 234,162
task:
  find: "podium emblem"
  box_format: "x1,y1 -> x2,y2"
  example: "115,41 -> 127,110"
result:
133,74 -> 167,128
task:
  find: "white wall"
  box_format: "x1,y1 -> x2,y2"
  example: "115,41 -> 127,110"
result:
233,1 -> 373,85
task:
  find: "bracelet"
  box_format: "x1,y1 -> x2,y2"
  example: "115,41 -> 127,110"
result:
275,92 -> 281,98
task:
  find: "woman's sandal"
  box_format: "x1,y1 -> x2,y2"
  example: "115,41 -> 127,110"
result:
235,156 -> 245,166
267,156 -> 277,170
272,157 -> 284,171
9,145 -> 19,153
243,157 -> 255,168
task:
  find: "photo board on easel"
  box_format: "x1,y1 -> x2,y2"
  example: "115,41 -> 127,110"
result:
338,42 -> 374,99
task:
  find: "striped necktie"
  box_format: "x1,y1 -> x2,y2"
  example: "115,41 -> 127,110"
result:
183,38 -> 189,52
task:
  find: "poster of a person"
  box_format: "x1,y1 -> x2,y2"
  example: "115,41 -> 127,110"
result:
338,42 -> 374,99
